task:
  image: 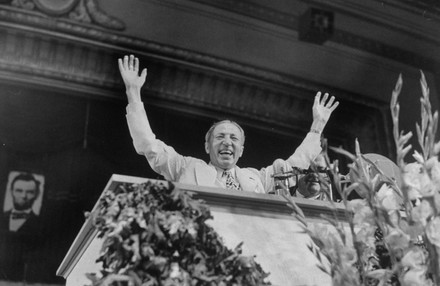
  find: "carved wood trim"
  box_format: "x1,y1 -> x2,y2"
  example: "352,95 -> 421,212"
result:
0,25 -> 391,155
8,0 -> 125,30
189,0 -> 439,71
0,4 -> 392,155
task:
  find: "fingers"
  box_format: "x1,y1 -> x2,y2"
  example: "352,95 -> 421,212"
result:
118,55 -> 130,71
129,55 -> 135,70
321,92 -> 329,104
134,57 -> 139,71
118,55 -> 140,71
326,95 -> 335,107
314,91 -> 321,106
123,55 -> 129,69
329,101 -> 339,111
315,91 -> 329,105
140,68 -> 147,81
315,91 -> 339,110
117,58 -> 124,72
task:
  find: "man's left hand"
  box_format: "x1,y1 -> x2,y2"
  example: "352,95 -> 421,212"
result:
310,91 -> 339,133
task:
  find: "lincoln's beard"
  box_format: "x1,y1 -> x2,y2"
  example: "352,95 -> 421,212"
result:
13,201 -> 34,211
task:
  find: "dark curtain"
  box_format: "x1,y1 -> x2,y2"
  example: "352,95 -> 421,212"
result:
0,85 -> 144,283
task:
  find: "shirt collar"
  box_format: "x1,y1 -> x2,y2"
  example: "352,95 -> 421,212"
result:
209,163 -> 237,178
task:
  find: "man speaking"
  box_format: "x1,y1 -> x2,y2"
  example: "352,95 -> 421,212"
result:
119,55 -> 339,193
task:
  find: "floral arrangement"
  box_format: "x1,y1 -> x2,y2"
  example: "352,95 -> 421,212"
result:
286,72 -> 440,286
87,180 -> 270,286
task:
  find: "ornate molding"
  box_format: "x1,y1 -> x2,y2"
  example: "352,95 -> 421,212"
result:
373,0 -> 440,22
0,6 -> 308,90
0,19 -> 391,155
0,1 -> 436,88
0,28 -> 119,90
190,0 -> 439,72
332,30 -> 435,71
190,0 -> 298,30
0,8 -> 385,109
6,0 -> 125,30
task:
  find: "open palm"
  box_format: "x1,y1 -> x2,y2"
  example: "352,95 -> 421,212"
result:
118,55 -> 147,90
312,92 -> 339,124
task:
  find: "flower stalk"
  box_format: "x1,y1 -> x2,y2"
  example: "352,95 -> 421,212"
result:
298,72 -> 440,286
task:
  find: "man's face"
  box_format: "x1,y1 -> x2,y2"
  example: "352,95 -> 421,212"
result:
11,180 -> 38,211
205,122 -> 244,170
298,154 -> 329,198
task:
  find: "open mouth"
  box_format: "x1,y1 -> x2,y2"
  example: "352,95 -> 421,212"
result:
219,150 -> 233,157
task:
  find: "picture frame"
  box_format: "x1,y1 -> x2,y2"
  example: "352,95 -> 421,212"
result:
3,171 -> 45,215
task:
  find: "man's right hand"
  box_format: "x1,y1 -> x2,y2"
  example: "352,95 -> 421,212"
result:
118,55 -> 147,103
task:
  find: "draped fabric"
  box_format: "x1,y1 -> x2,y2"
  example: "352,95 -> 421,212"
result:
0,85 -> 138,283
0,86 -> 86,283
0,86 -> 86,153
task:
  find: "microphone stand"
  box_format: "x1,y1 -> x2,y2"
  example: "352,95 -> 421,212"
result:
271,167 -> 338,201
271,168 -> 303,196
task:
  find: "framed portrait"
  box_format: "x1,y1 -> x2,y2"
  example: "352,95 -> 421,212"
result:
3,171 -> 45,216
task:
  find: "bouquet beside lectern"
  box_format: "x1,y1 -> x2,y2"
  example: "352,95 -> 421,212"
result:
86,180 -> 270,286
286,72 -> 440,286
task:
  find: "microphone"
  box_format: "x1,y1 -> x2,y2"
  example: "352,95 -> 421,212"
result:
272,159 -> 291,180
272,159 -> 295,196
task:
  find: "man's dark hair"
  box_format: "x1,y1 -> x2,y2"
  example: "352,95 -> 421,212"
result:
10,172 -> 40,196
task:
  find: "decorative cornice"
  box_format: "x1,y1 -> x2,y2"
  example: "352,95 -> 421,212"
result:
0,5 -> 392,155
0,2 -> 436,94
6,0 -> 125,30
374,0 -> 440,22
0,6 -> 389,111
332,30 -> 436,71
190,0 -> 439,72
0,26 -> 389,153
1,0 -> 438,74
190,0 -> 298,30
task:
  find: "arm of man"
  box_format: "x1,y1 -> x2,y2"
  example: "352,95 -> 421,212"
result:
286,92 -> 339,168
120,55 -> 189,181
287,92 -> 339,169
258,92 -> 339,192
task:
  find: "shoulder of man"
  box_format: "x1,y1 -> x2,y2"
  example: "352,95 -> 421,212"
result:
237,166 -> 260,177
235,167 -> 265,193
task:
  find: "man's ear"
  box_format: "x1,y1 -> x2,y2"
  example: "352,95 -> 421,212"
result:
238,145 -> 244,157
204,142 -> 210,154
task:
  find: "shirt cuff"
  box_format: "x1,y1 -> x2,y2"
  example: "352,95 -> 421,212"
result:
309,128 -> 322,135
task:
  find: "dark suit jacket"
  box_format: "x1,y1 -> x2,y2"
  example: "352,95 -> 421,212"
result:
0,210 -> 41,233
0,210 -> 42,281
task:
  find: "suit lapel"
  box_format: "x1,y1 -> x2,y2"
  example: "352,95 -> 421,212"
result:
195,163 -> 217,187
236,166 -> 259,193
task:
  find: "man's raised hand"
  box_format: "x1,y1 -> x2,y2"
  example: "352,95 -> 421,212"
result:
118,55 -> 147,103
311,91 -> 339,133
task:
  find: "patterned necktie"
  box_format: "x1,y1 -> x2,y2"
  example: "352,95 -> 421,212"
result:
223,170 -> 241,191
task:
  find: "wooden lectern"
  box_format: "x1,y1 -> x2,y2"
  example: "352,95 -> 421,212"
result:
57,174 -> 345,286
